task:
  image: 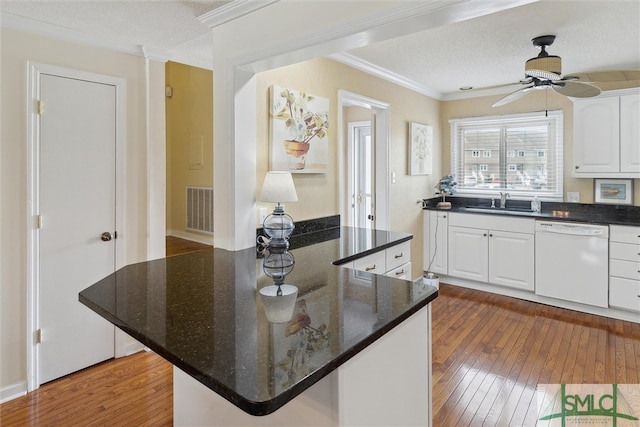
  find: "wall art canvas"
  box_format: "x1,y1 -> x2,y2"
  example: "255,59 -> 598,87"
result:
270,85 -> 329,174
409,122 -> 433,175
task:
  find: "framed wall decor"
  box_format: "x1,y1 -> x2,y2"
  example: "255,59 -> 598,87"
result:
270,85 -> 329,174
594,179 -> 634,205
408,122 -> 433,175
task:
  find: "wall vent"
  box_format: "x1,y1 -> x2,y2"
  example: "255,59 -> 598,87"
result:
186,186 -> 213,234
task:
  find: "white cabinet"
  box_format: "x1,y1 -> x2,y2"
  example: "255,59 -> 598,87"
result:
350,240 -> 412,278
423,210 -> 448,275
609,225 -> 640,313
447,213 -> 535,291
572,89 -> 640,177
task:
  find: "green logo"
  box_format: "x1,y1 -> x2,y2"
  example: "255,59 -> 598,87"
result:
538,384 -> 639,426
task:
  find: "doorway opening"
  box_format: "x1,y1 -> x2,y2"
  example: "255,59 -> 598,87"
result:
338,90 -> 390,231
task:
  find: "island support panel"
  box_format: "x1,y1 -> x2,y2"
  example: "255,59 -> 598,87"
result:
174,305 -> 432,426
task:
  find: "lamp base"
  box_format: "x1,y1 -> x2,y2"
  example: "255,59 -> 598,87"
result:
436,201 -> 451,209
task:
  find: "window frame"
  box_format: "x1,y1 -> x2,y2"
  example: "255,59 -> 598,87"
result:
450,110 -> 564,200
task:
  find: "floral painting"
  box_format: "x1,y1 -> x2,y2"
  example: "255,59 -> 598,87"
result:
271,293 -> 330,394
270,85 -> 329,174
409,122 -> 433,175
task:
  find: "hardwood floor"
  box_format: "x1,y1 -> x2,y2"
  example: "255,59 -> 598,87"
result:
2,238 -> 638,426
165,235 -> 212,256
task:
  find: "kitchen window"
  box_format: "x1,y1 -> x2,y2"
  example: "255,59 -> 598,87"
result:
450,111 -> 563,199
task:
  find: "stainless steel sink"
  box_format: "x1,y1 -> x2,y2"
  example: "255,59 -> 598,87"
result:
461,206 -> 536,215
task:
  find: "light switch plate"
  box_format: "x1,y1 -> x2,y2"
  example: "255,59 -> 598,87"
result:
567,192 -> 580,203
259,207 -> 268,224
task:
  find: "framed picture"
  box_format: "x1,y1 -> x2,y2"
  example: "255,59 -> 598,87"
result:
408,122 -> 433,175
594,179 -> 634,205
270,85 -> 329,174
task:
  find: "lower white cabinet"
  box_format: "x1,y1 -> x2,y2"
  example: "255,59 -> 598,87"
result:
609,225 -> 640,313
447,213 -> 535,291
350,240 -> 412,278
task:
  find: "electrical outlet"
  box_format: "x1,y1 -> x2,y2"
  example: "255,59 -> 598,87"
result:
567,192 -> 580,203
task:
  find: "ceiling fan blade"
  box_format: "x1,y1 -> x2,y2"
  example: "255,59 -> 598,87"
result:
563,69 -> 640,83
552,80 -> 601,98
526,69 -> 561,81
492,85 -> 534,107
464,81 -> 527,92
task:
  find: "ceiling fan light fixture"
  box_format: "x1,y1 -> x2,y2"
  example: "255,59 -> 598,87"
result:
525,55 -> 562,77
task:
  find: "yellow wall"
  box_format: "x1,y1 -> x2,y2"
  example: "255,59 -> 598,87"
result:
441,86 -> 640,206
165,61 -> 213,236
256,58 -> 442,274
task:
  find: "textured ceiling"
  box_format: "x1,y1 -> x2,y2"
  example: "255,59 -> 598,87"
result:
1,0 -> 638,98
346,0 -> 640,97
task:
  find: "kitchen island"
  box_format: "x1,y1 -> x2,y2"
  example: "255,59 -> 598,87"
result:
80,226 -> 438,426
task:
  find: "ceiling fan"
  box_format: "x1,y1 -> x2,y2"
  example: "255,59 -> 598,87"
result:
490,35 -> 609,107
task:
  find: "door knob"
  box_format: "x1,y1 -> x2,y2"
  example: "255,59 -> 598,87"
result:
101,232 -> 113,242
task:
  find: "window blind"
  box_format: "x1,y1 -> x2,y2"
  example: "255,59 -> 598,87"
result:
451,111 -> 563,199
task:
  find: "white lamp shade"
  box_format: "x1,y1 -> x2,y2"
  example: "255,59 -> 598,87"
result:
259,171 -> 298,203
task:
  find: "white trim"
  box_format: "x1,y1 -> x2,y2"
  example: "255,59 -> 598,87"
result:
338,90 -> 391,231
2,12 -> 146,58
330,52 -> 442,100
0,381 -> 27,404
167,230 -> 214,246
197,0 -> 281,28
26,62 -> 126,391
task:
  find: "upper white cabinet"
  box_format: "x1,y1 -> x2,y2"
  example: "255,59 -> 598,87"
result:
572,89 -> 640,178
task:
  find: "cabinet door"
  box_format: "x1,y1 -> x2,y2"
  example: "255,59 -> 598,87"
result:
573,96 -> 620,174
488,230 -> 534,291
620,93 -> 640,174
425,211 -> 448,274
448,226 -> 488,282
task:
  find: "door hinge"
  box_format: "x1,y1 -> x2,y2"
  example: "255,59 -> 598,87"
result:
37,100 -> 44,115
37,214 -> 43,229
36,328 -> 42,344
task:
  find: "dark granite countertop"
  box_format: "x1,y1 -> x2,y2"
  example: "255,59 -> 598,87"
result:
79,226 -> 436,416
423,197 -> 640,226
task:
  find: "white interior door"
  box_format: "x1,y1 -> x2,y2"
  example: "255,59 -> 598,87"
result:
38,73 -> 116,384
351,121 -> 375,230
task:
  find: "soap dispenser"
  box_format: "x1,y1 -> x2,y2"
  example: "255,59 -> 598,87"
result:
531,196 -> 541,213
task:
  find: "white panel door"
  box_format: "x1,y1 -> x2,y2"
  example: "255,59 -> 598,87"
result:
488,230 -> 535,291
620,93 -> 640,173
448,226 -> 488,282
39,73 -> 116,384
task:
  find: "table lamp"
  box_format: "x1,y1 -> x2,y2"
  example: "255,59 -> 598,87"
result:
259,171 -> 298,247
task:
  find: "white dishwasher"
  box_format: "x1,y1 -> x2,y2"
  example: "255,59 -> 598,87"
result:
535,221 -> 609,308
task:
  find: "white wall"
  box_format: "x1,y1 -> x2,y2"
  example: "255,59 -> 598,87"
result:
0,27 -> 165,400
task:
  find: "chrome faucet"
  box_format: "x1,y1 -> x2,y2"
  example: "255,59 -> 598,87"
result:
499,192 -> 510,208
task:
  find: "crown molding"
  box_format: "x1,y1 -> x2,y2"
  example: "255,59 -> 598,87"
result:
1,12 -> 171,61
329,52 -> 442,100
198,0 -> 280,28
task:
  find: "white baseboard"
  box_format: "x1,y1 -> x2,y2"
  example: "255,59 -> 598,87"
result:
167,230 -> 214,246
1,381 -> 27,404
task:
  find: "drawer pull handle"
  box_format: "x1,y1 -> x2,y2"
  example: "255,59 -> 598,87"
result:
365,265 -> 376,272
395,269 -> 405,276
394,252 -> 404,259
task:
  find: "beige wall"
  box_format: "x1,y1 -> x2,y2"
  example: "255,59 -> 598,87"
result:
256,58 -> 442,274
1,27 -> 160,396
165,61 -> 213,237
441,86 -> 640,206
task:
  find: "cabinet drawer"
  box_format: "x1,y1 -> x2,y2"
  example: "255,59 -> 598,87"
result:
385,262 -> 412,280
610,242 -> 640,262
610,259 -> 640,280
610,225 -> 640,244
386,241 -> 411,272
609,277 -> 640,312
352,251 -> 386,274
